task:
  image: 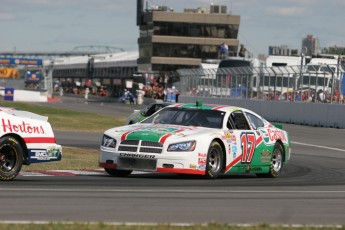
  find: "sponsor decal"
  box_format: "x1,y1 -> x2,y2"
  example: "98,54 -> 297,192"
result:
198,165 -> 206,170
119,153 -> 155,159
250,167 -> 262,172
30,148 -> 61,161
9,137 -> 19,144
260,130 -> 270,142
267,129 -> 287,142
1,119 -> 45,134
198,157 -> 206,165
260,150 -> 271,163
47,146 -> 61,158
189,164 -> 197,169
198,153 -> 206,158
224,131 -> 231,139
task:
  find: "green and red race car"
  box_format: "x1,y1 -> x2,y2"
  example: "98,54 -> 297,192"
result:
100,101 -> 291,179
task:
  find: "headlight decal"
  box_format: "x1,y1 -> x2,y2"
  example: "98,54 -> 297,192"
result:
102,135 -> 116,148
168,141 -> 196,152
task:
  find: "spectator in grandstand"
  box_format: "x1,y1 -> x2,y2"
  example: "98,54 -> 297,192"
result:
333,90 -> 341,103
85,87 -> 90,100
59,86 -> 64,96
317,89 -> 325,103
219,42 -> 229,59
324,90 -> 331,103
238,44 -> 246,57
128,91 -> 135,104
295,92 -> 301,101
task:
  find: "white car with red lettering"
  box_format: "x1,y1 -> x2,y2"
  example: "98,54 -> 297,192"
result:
100,101 -> 291,179
0,107 -> 62,180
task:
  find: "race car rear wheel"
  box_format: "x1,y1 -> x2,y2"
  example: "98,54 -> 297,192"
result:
258,142 -> 284,178
0,136 -> 24,181
205,141 -> 224,179
104,168 -> 132,177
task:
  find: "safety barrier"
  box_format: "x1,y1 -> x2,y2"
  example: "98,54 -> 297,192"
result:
179,95 -> 345,128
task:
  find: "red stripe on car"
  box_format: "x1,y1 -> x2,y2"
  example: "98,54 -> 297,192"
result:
23,137 -> 56,144
225,155 -> 242,172
157,168 -> 205,175
121,131 -> 131,141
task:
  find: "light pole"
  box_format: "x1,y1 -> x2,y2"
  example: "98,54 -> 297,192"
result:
43,60 -> 54,97
299,47 -> 307,99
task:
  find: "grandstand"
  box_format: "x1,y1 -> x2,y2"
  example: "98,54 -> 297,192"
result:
51,51 -> 139,97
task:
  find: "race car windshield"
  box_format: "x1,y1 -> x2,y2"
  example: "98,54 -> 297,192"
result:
141,107 -> 225,129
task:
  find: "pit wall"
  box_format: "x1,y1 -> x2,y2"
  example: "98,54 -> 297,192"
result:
179,96 -> 345,129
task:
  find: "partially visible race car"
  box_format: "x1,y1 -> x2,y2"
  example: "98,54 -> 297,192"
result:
0,107 -> 62,181
100,101 -> 291,179
127,102 -> 173,124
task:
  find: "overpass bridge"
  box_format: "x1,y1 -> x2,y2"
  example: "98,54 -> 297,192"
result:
0,45 -> 125,60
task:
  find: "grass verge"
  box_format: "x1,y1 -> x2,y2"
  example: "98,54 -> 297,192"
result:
1,101 -> 125,132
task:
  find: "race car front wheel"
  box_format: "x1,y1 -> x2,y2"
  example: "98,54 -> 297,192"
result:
0,136 -> 24,181
104,168 -> 132,177
205,141 -> 224,179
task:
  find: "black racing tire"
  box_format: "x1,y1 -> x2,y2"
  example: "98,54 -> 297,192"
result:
257,142 -> 284,178
104,168 -> 132,177
205,141 -> 224,179
0,136 -> 24,181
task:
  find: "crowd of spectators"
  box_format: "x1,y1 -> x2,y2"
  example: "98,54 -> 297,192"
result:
258,89 -> 344,104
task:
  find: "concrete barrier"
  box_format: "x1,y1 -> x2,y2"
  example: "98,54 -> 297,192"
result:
14,90 -> 48,102
0,89 -> 48,102
179,96 -> 345,129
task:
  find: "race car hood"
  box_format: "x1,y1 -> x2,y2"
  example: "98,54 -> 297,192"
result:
0,107 -> 48,121
105,123 -> 217,143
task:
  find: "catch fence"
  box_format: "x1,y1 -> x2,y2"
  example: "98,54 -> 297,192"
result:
177,64 -> 345,104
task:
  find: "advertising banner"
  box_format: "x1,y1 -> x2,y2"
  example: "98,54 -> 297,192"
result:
4,88 -> 14,101
0,68 -> 19,78
0,57 -> 42,66
25,73 -> 41,82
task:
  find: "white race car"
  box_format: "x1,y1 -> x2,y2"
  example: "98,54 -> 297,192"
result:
0,107 -> 62,180
99,101 -> 291,179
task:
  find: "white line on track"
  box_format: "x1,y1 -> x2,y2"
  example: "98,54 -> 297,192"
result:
0,221 -> 342,228
0,188 -> 345,193
291,141 -> 345,152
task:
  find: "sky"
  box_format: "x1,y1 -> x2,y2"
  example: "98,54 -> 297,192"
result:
0,0 -> 344,57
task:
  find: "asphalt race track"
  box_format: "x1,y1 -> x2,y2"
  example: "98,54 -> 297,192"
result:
1,95 -> 344,225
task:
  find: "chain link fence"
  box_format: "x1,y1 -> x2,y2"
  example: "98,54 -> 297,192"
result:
177,64 -> 345,104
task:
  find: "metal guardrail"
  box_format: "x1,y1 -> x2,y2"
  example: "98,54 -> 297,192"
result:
177,64 -> 345,104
